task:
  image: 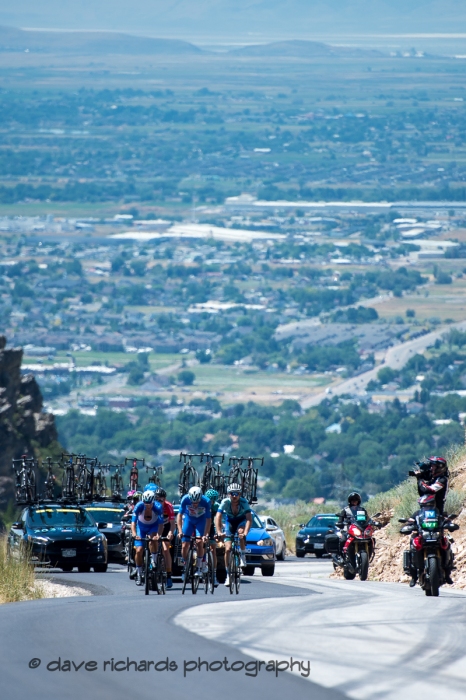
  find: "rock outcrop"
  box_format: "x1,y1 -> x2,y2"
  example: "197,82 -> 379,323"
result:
0,335 -> 59,509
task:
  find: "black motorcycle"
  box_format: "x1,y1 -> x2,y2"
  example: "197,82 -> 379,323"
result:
400,501 -> 459,597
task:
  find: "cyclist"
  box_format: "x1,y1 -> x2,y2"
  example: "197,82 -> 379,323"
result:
121,490 -> 142,565
176,485 -> 211,579
215,483 -> 252,587
154,487 -> 175,589
131,489 -> 164,586
205,488 -> 220,587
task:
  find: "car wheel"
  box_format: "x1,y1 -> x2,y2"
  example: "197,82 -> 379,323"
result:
93,564 -> 108,573
277,542 -> 286,561
296,550 -> 305,558
261,565 -> 275,577
78,564 -> 91,573
61,564 -> 73,572
243,565 -> 255,576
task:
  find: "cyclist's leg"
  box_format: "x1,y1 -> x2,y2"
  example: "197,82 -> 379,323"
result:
161,523 -> 173,586
236,521 -> 248,565
181,519 -> 197,580
194,517 -> 207,574
224,519 -> 236,584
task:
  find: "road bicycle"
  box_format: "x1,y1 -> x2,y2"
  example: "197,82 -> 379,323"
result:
200,453 -> 224,493
228,533 -> 243,595
181,534 -> 205,595
12,455 -> 36,503
93,463 -> 108,498
43,457 -> 57,500
202,540 -> 215,594
61,454 -> 76,498
145,465 -> 163,487
109,464 -> 125,497
178,453 -> 201,497
239,456 -> 262,504
125,456 -> 144,490
144,535 -> 167,595
76,456 -> 95,500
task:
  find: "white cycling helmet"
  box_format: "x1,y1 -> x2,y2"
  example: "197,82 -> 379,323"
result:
227,483 -> 242,494
188,486 -> 202,502
142,490 -> 155,504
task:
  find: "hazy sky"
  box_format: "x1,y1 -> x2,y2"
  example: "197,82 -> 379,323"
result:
1,0 -> 465,40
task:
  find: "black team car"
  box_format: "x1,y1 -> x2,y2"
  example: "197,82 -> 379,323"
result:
295,513 -> 339,558
83,502 -> 126,562
8,503 -> 108,572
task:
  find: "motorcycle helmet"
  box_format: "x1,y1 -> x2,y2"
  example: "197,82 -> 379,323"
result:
428,456 -> 447,476
155,487 -> 166,499
348,492 -> 361,505
205,489 -> 219,501
142,490 -> 155,504
418,494 -> 436,507
188,486 -> 202,503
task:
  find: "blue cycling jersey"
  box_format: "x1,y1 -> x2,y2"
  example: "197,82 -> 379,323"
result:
131,500 -> 163,526
179,494 -> 211,520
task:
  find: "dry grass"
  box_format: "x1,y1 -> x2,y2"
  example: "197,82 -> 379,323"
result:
0,537 -> 44,604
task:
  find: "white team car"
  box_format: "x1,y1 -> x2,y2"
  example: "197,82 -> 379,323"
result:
259,515 -> 287,560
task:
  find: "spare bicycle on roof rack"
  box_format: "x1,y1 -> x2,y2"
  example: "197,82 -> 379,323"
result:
125,456 -> 144,490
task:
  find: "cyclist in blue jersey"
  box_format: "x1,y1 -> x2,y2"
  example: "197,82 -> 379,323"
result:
131,490 -> 164,586
176,486 -> 211,579
215,483 -> 252,587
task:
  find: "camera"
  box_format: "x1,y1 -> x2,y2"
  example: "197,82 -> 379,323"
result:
408,460 -> 432,479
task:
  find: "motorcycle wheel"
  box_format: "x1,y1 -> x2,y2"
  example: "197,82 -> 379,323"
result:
427,557 -> 440,597
359,551 -> 369,581
343,569 -> 356,580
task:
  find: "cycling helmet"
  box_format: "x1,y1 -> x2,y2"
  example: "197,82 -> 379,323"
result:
188,486 -> 202,502
428,456 -> 448,476
348,492 -> 361,505
143,482 -> 157,492
133,490 -> 142,502
127,490 -> 135,498
227,483 -> 242,494
205,489 -> 219,501
155,487 -> 167,499
418,494 -> 436,507
142,490 -> 155,504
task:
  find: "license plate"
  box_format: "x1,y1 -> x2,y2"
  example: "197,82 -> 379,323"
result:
62,549 -> 76,558
314,543 -> 324,549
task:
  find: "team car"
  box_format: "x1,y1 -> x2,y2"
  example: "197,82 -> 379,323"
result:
8,503 -> 108,572
259,515 -> 287,560
83,501 -> 126,562
296,513 -> 339,558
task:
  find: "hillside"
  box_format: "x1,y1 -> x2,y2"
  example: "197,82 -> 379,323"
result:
230,40 -> 383,58
0,336 -> 59,511
0,0 -> 465,36
0,25 -> 202,54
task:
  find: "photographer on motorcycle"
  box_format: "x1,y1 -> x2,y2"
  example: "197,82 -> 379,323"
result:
407,456 -> 453,587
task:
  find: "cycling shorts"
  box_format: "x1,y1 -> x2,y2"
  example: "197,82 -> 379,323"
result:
225,516 -> 247,542
181,516 -> 207,542
134,522 -> 160,546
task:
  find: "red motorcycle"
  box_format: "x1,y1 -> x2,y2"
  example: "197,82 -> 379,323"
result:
325,512 -> 382,580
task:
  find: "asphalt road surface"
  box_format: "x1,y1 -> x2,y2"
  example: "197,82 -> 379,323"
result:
2,558 -> 466,700
0,558 -> 345,700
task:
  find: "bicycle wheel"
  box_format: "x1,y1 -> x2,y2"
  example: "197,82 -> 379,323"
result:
27,470 -> 36,501
192,552 -> 200,595
235,553 -> 241,594
206,549 -> 214,594
156,554 -> 166,595
144,547 -> 150,595
228,552 -> 236,595
182,549 -> 194,595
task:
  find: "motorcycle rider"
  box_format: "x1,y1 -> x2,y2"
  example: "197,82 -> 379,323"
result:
336,492 -> 369,561
412,456 -> 449,514
407,456 -> 453,587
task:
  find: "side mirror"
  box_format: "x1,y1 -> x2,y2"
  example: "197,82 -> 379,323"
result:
373,512 -> 382,518
97,522 -> 108,529
448,514 -> 458,520
266,525 -> 275,531
398,518 -> 408,523
299,523 -> 305,528
12,522 -> 22,529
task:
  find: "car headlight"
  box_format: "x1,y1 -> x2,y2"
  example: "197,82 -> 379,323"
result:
29,536 -> 49,544
257,538 -> 274,547
89,535 -> 104,543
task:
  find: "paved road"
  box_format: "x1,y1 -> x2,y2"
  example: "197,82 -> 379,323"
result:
300,319 -> 466,409
0,559 -> 345,700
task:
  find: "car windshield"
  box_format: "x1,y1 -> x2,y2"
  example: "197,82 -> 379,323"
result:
28,508 -> 95,528
85,507 -> 124,524
306,516 -> 338,528
250,512 -> 264,529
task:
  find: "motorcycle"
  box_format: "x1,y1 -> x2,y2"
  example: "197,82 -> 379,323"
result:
399,497 -> 459,597
325,511 -> 382,580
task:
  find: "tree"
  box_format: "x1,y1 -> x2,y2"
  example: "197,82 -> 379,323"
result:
178,370 -> 195,386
